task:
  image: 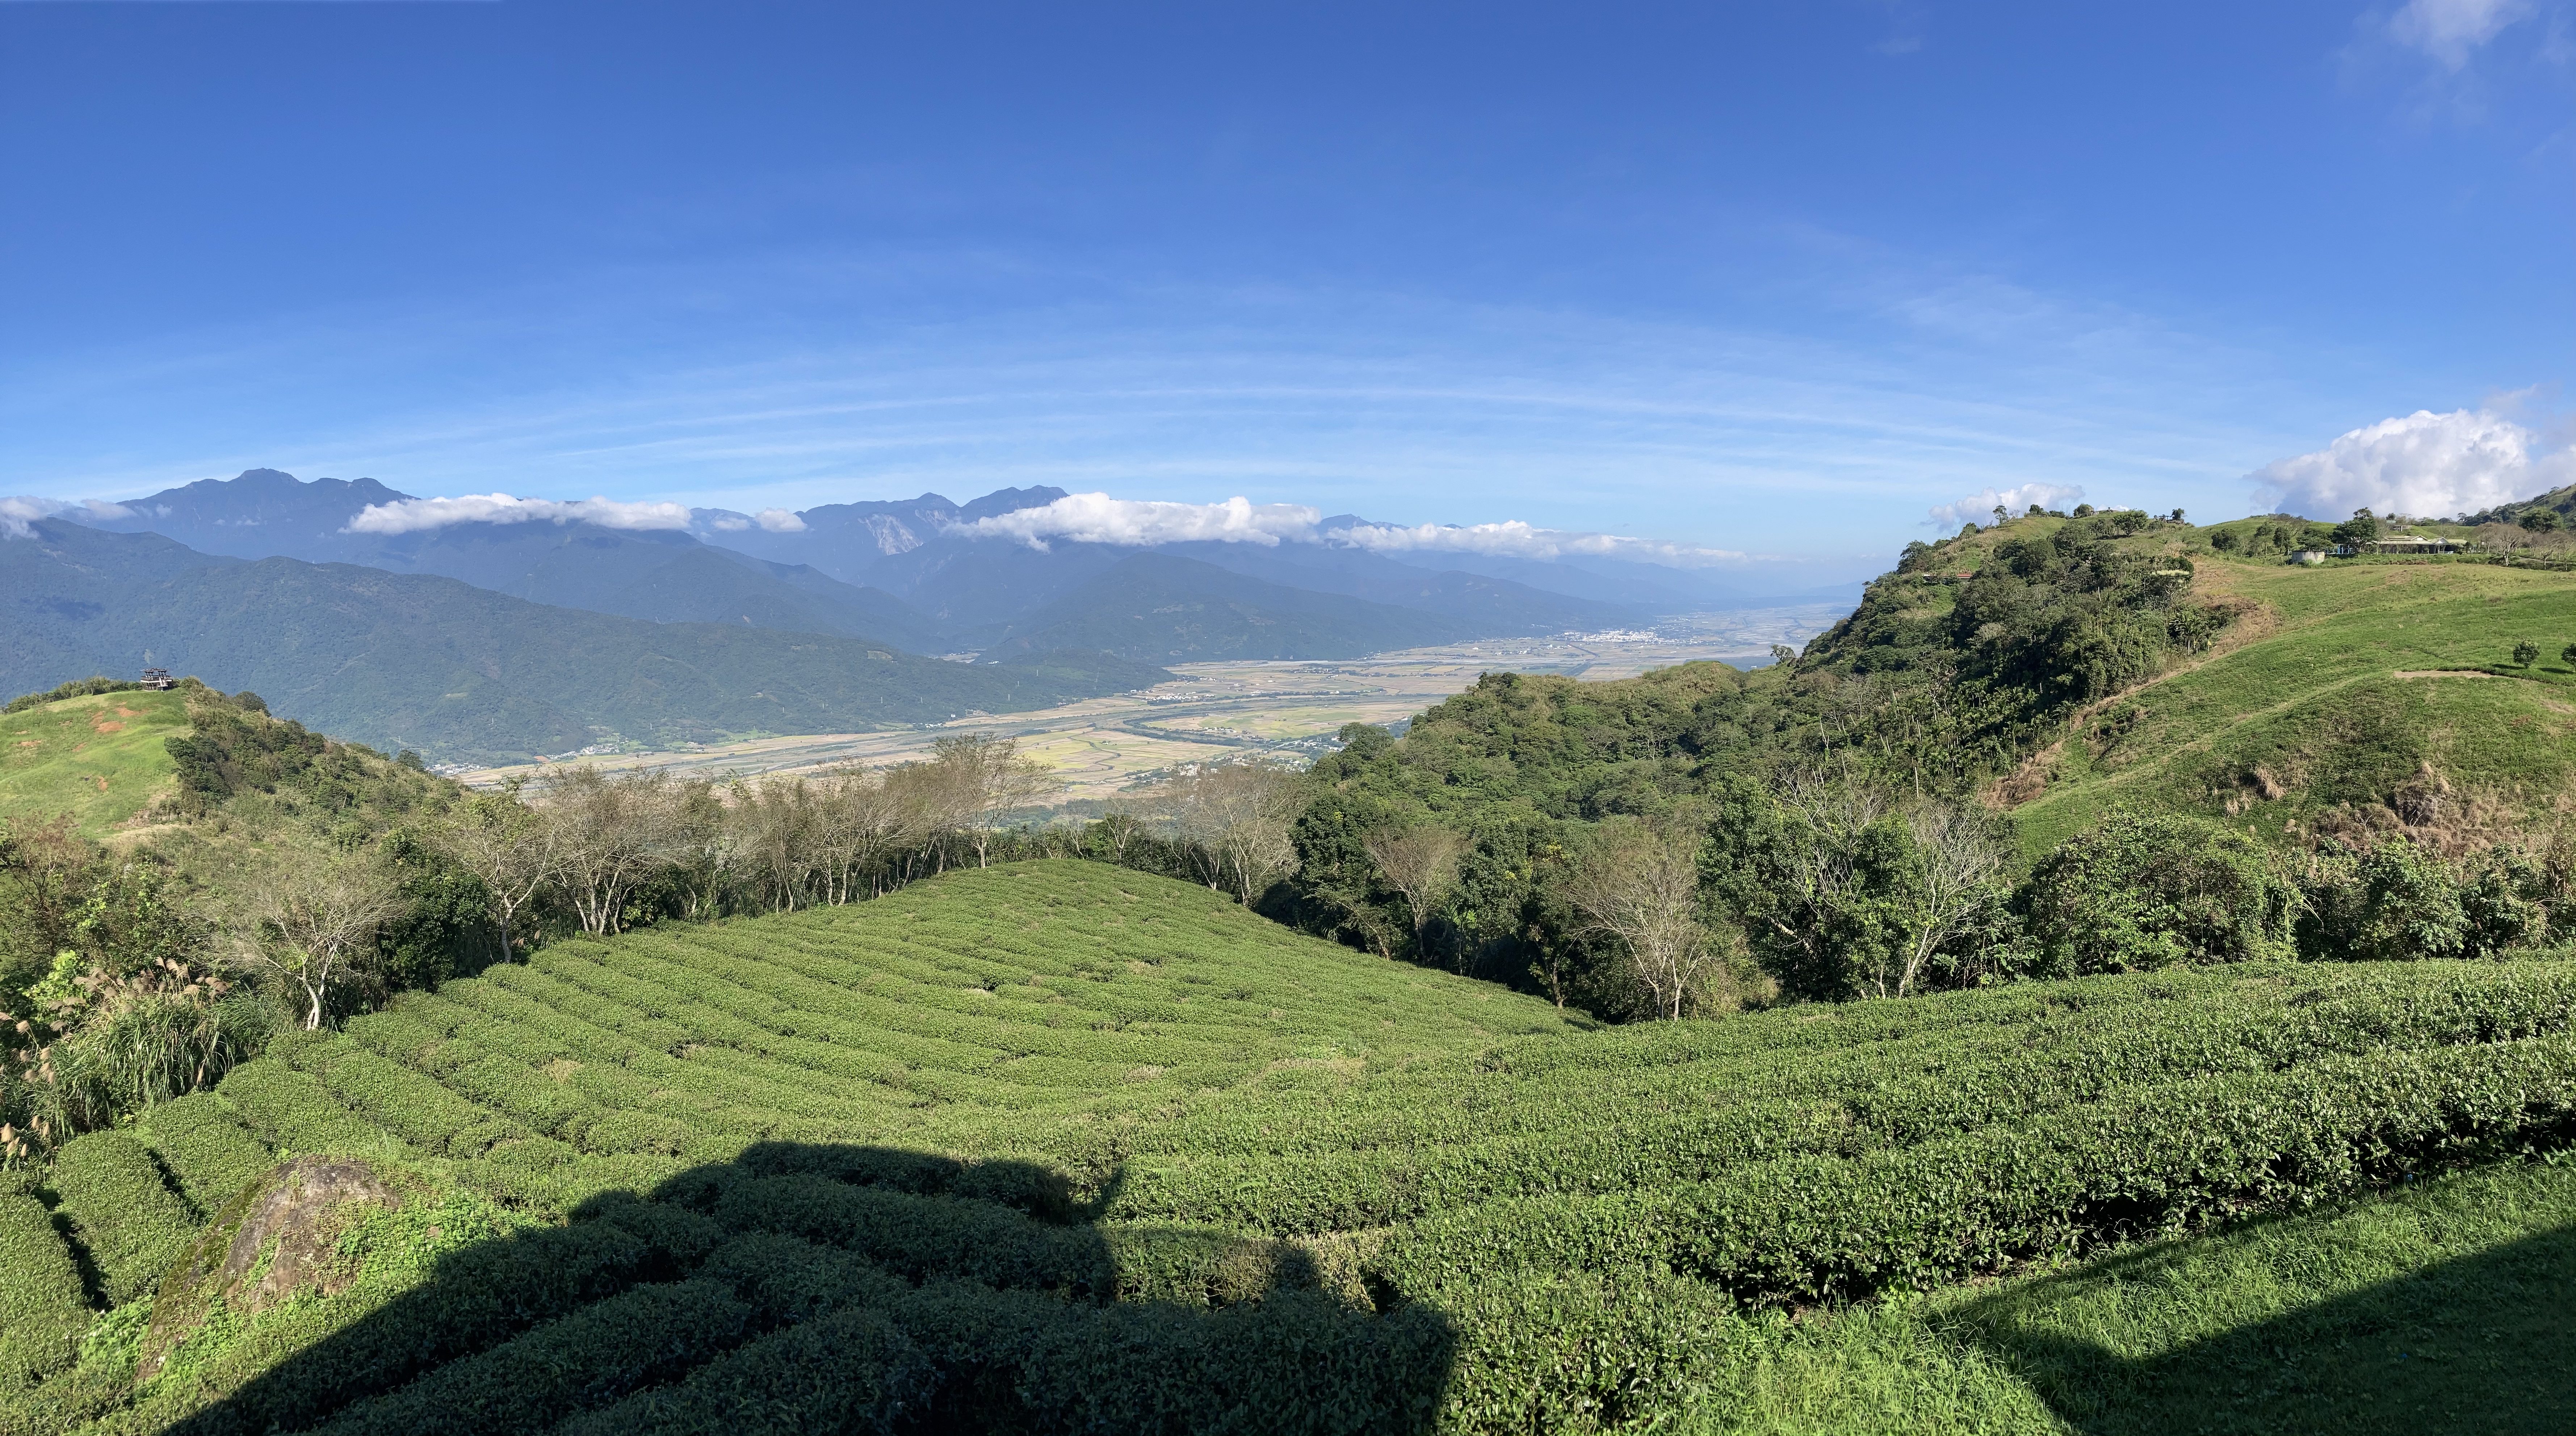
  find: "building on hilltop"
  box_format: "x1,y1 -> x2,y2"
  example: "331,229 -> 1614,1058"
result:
139,668 -> 174,690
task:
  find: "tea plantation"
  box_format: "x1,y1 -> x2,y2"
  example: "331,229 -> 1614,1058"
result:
8,860 -> 2576,1433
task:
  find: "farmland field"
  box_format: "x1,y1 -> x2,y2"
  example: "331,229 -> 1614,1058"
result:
12,859 -> 2576,1433
447,606 -> 1842,798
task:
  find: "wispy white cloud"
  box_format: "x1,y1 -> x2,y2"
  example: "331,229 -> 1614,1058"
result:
345,493 -> 695,534
693,505 -> 811,533
2248,407 -> 2568,518
2387,0 -> 2535,69
0,495 -> 132,539
1322,517 -> 1747,566
1927,483 -> 2086,529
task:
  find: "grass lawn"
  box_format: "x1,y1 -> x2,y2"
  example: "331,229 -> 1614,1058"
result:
0,689 -> 188,837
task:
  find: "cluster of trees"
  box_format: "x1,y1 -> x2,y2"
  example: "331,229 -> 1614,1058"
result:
440,733 -> 1054,949
1287,731 -> 2576,1024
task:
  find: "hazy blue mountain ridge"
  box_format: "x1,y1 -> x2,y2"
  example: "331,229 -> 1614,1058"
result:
1,520 -> 1164,763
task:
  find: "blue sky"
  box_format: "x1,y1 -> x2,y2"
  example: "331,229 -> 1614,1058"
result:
1,0 -> 2567,573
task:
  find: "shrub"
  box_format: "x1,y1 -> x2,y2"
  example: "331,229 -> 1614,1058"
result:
2018,809 -> 2294,973
312,1280 -> 755,1436
2298,840 -> 2473,962
0,1184 -> 90,1384
139,1093 -> 275,1217
2514,639 -> 2543,667
47,1129 -> 197,1305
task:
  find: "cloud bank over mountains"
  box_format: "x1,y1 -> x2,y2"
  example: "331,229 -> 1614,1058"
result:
328,486 -> 1753,568
0,496 -> 134,539
2248,408 -> 2572,520
953,492 -> 1751,566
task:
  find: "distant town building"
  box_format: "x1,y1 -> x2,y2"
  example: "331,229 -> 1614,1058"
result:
2369,535 -> 2464,554
140,668 -> 175,690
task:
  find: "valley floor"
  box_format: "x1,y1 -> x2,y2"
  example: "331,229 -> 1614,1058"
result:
448,606 -> 1839,796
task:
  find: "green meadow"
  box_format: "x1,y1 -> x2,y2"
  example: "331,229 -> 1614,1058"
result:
0,690 -> 187,839
2007,553 -> 2576,856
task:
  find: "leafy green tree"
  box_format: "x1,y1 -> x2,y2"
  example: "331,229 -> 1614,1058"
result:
2330,508 -> 2380,547
2561,642 -> 2576,668
2514,639 -> 2542,668
2019,809 -> 2294,973
2520,508 -> 2562,533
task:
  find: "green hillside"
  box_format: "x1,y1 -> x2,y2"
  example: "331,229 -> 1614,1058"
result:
2000,543 -> 2576,855
11,860 -> 2576,1432
0,689 -> 189,838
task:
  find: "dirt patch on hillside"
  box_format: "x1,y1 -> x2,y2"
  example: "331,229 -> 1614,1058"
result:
2307,762 -> 2546,858
1988,741 -> 2062,809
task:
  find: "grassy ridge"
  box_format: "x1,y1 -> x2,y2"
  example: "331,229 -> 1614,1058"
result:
2007,555 -> 2576,854
0,689 -> 186,837
13,860 -> 2576,1432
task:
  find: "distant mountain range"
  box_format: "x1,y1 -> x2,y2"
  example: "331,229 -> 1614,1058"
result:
0,520 -> 1164,763
10,467 -> 1848,760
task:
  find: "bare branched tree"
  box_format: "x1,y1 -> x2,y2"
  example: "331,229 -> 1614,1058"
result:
227,849 -> 404,1030
1149,761 -> 1307,904
885,757 -> 975,877
664,778 -> 736,922
1563,818 -> 1728,1021
1759,772 -> 1892,977
730,774 -> 822,911
926,734 -> 1058,867
1880,803 -> 2009,999
810,765 -> 914,904
538,766 -> 681,935
1363,824 -> 1469,965
1092,802 -> 1146,864
437,778 -> 557,960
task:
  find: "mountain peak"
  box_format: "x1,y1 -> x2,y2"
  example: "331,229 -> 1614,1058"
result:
958,486 -> 1069,521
